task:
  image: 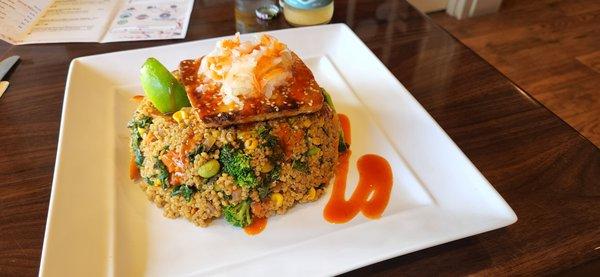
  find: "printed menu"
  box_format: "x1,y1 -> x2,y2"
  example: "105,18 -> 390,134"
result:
0,0 -> 194,44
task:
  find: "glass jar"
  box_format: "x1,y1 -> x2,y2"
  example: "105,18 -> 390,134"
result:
281,0 -> 334,26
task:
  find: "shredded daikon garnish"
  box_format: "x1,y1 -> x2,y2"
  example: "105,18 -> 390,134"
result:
198,33 -> 293,107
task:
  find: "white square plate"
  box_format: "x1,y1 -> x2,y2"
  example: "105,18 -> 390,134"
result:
40,24 -> 516,276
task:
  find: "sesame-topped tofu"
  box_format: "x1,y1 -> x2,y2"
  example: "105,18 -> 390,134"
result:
178,34 -> 324,127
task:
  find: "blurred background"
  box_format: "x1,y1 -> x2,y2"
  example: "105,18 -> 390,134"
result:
421,0 -> 600,148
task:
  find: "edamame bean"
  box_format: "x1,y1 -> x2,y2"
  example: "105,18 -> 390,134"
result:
198,159 -> 220,178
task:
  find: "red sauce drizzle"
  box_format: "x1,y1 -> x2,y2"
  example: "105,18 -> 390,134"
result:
323,114 -> 394,223
244,217 -> 268,235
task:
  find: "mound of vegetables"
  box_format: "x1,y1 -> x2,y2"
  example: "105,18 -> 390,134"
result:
135,58 -> 347,228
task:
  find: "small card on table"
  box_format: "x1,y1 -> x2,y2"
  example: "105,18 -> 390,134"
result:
0,0 -> 194,44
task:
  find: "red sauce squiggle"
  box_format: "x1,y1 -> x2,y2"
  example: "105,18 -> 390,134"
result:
323,114 -> 394,223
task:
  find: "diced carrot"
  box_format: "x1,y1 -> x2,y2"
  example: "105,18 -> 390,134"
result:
160,151 -> 179,173
275,124 -> 303,159
131,95 -> 145,102
129,155 -> 140,180
160,151 -> 186,185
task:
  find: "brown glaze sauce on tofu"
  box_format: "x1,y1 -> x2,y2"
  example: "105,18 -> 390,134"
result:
179,53 -> 324,127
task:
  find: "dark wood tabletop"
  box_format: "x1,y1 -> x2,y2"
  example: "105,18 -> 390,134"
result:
1,0 -> 598,276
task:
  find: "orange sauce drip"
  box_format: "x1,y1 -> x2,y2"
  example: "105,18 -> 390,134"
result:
323,114 -> 394,223
244,217 -> 268,235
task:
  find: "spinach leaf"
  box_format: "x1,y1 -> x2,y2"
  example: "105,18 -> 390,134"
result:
127,116 -> 153,129
292,159 -> 309,173
155,159 -> 170,190
258,165 -> 281,200
171,185 -> 196,202
257,125 -> 269,138
187,144 -> 204,162
131,131 -> 144,166
267,165 -> 281,182
127,116 -> 153,166
338,132 -> 349,153
258,184 -> 270,200
257,124 -> 284,163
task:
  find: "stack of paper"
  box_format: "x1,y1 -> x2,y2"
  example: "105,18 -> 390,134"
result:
0,0 -> 195,44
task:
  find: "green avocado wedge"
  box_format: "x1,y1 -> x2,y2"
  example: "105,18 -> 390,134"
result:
140,58 -> 190,114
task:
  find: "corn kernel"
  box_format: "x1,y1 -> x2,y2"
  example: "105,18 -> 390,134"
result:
310,137 -> 322,145
271,193 -> 283,209
172,110 -> 187,124
153,179 -> 162,187
137,127 -> 146,136
306,187 -> 316,201
244,138 -> 258,150
302,118 -> 311,128
259,162 -> 274,173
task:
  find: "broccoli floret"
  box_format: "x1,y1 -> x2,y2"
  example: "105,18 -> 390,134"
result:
223,200 -> 252,227
219,145 -> 258,188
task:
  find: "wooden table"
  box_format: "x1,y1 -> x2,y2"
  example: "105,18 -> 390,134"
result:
1,1 -> 598,275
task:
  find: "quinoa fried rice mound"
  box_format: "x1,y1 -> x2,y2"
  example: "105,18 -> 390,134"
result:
128,98 -> 340,227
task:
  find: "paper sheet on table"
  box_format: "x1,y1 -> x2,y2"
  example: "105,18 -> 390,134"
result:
0,0 -> 194,44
